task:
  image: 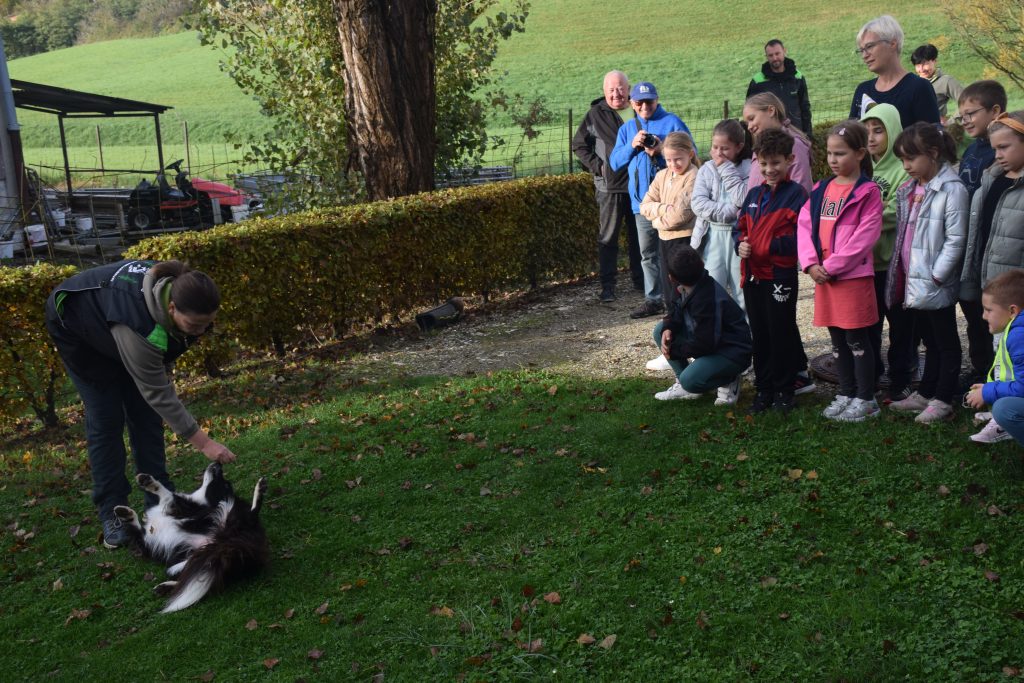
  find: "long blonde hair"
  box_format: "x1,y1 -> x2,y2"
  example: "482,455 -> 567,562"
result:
744,92 -> 810,145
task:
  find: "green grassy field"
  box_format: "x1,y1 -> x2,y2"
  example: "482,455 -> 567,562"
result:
7,1 -> 1008,184
2,359 -> 1023,680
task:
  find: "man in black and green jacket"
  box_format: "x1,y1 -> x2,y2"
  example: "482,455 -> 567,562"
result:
746,39 -> 813,137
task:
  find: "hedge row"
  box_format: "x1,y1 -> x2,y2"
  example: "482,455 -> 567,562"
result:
1,174 -> 599,427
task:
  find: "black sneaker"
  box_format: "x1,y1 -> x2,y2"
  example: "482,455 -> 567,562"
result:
629,300 -> 665,319
101,514 -> 130,549
748,391 -> 774,415
773,392 -> 796,414
793,373 -> 816,395
599,287 -> 616,303
882,386 -> 913,405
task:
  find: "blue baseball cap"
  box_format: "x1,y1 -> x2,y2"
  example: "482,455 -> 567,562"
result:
630,82 -> 658,101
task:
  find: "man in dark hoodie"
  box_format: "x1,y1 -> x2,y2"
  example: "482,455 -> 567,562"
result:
746,40 -> 812,137
572,70 -> 643,302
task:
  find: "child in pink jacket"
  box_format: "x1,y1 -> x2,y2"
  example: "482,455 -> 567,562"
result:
798,121 -> 883,422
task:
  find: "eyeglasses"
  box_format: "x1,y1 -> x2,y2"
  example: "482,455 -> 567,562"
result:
954,107 -> 988,125
633,99 -> 657,107
854,40 -> 887,56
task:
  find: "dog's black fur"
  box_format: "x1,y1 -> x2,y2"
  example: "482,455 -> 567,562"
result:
114,462 -> 269,612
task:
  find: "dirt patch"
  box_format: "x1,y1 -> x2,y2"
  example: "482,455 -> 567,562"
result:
362,270 -> 833,383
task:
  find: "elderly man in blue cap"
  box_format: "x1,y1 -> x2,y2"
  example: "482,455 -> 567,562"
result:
610,82 -> 694,324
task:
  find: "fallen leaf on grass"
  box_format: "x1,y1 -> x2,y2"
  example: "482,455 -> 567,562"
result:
988,505 -> 1005,516
778,612 -> 790,621
736,453 -> 749,462
64,608 -> 90,626
284,608 -> 295,619
52,578 -> 63,591
315,601 -> 329,615
973,542 -> 989,556
199,671 -> 215,682
521,584 -> 535,597
1002,666 -> 1021,676
787,468 -> 803,480
345,477 -> 362,489
479,487 -> 492,497
805,470 -> 819,480
696,611 -> 710,631
245,619 -> 258,631
263,658 -> 279,670
598,634 -> 617,649
985,570 -> 1001,583
760,576 -> 778,588
937,485 -> 951,497
577,633 -> 596,645
516,638 -> 543,652
430,605 -> 455,618
307,649 -> 324,661
543,591 -> 561,604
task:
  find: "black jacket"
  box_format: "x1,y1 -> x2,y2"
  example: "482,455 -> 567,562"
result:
663,271 -> 752,368
572,96 -> 629,193
746,58 -> 812,136
46,260 -> 195,376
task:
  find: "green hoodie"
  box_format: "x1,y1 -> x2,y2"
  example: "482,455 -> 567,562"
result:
861,103 -> 909,272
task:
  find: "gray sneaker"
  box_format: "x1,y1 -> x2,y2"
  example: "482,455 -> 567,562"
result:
101,514 -> 130,549
835,397 -> 881,423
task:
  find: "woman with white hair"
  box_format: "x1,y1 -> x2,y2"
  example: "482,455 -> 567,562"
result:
849,15 -> 940,128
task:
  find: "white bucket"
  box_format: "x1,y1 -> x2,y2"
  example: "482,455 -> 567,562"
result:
230,205 -> 249,223
26,224 -> 47,245
52,210 -> 66,228
75,216 -> 94,233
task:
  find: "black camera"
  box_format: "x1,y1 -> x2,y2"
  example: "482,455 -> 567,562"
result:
641,133 -> 658,149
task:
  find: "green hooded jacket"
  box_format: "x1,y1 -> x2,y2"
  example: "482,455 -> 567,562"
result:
861,103 -> 909,272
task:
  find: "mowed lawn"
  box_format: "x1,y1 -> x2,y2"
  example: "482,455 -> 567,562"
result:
2,358 -> 1023,680
7,0 -> 1004,178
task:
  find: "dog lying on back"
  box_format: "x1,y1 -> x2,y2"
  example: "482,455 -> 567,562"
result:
114,462 -> 269,612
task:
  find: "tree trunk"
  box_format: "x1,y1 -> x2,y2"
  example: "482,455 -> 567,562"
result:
334,0 -> 438,201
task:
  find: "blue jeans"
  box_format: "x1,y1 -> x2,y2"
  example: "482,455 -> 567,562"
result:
61,362 -> 174,516
635,213 -> 661,303
653,322 -> 745,393
993,397 -> 1024,446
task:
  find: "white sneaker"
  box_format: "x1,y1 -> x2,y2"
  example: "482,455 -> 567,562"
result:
714,379 -> 741,406
889,391 -> 930,413
646,354 -> 672,371
973,411 -> 993,425
970,417 -> 1013,443
835,397 -> 881,422
914,399 -> 954,424
654,382 -> 701,401
822,395 -> 853,419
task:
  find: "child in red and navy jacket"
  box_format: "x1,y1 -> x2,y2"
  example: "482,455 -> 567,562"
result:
733,129 -> 809,414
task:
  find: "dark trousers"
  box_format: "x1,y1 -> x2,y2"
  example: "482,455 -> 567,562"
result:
743,278 -> 800,395
829,326 -> 875,400
595,190 -> 642,290
46,318 -> 173,516
912,306 -> 962,404
870,270 -> 918,392
960,298 -> 994,379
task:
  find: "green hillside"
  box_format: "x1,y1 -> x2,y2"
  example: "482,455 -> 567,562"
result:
6,1 -> 1005,180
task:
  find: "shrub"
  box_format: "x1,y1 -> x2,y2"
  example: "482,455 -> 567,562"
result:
0,174 -> 598,427
0,263 -> 76,430
810,119 -> 839,182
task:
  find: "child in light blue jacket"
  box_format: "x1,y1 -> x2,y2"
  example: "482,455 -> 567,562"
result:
690,119 -> 752,313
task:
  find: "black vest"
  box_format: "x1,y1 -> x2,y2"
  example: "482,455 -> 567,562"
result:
48,260 -> 195,366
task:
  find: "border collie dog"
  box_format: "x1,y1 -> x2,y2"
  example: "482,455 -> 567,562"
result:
114,462 -> 269,613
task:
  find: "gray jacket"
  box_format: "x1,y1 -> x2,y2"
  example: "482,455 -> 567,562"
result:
960,165 -> 1024,301
886,164 -> 967,310
690,158 -> 750,250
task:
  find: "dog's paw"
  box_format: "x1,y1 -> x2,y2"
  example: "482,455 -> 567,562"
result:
136,473 -> 156,490
113,505 -> 137,523
153,581 -> 178,597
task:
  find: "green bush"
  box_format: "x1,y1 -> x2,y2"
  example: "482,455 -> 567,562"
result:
0,263 -> 76,430
0,174 -> 598,426
810,119 -> 840,183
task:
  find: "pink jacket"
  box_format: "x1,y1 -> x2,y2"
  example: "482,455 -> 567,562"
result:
797,176 -> 883,281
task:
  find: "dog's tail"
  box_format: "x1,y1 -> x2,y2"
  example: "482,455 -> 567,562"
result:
160,569 -> 216,613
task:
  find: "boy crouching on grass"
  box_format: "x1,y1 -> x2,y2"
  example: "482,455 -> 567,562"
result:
964,270 -> 1024,444
652,245 -> 752,403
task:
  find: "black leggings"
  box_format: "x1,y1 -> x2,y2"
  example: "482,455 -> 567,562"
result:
829,326 -> 875,401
